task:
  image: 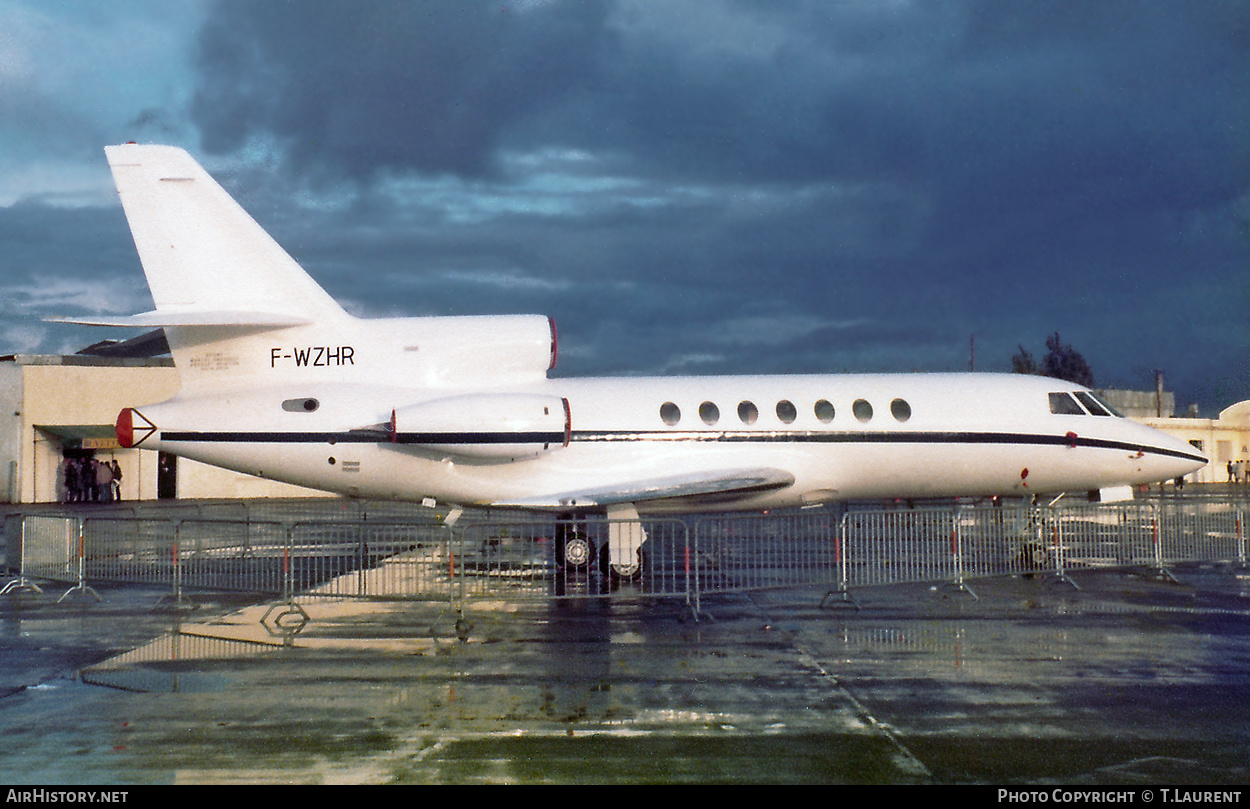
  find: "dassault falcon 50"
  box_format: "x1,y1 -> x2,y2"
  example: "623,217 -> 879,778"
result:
56,144 -> 1207,576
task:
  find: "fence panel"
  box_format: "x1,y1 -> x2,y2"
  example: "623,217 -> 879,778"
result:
1157,500 -> 1246,567
840,508 -> 959,589
955,504 -> 1051,578
17,515 -> 79,582
457,517 -> 691,602
8,498 -> 1247,608
691,512 -> 837,595
81,516 -> 174,588
297,520 -> 456,601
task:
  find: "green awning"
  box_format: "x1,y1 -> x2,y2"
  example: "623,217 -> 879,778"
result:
36,425 -> 119,449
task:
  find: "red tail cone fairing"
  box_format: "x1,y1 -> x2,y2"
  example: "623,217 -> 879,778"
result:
116,408 -> 157,449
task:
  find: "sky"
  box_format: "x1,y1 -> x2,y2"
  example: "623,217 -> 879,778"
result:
0,0 -> 1246,415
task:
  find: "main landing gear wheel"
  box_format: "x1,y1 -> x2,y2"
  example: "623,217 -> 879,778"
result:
555,521 -> 595,571
1018,541 -> 1047,569
600,544 -> 643,583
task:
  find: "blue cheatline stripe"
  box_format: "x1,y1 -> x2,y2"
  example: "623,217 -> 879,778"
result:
156,429 -> 1205,464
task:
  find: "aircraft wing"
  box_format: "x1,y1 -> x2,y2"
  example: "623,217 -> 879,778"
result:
496,467 -> 795,509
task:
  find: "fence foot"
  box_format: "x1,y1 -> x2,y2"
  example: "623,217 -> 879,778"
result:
942,580 -> 979,601
56,583 -> 100,604
1142,566 -> 1182,585
820,588 -> 861,610
0,577 -> 42,596
677,602 -> 714,623
154,591 -> 199,612
1047,572 -> 1082,591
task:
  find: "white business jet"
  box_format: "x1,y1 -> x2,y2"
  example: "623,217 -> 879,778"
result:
57,144 -> 1206,577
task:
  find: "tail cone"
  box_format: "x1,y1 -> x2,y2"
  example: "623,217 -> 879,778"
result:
116,408 -> 156,448
116,408 -> 134,448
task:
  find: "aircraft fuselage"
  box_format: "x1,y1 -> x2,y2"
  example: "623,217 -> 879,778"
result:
120,368 -> 1205,513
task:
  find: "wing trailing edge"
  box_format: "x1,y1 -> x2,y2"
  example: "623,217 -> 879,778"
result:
496,467 -> 796,509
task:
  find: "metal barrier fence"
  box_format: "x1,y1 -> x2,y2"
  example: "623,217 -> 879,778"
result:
3,498 -> 1246,616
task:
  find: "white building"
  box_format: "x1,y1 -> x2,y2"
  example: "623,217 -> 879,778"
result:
1138,399 -> 1250,485
0,353 -> 323,504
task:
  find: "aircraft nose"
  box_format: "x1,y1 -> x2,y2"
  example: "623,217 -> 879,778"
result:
1154,429 -> 1208,479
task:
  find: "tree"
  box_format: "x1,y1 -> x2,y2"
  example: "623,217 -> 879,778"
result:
1011,346 -> 1039,376
1042,332 -> 1094,387
1011,333 -> 1095,387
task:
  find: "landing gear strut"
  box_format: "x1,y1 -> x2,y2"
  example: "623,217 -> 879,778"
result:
602,502 -> 646,583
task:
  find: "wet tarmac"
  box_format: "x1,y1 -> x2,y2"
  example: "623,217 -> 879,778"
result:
0,555 -> 1247,786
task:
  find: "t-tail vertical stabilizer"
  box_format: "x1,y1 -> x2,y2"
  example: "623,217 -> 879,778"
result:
54,144 -> 352,393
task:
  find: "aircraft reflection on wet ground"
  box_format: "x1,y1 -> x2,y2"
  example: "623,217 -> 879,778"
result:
0,554 -> 1247,784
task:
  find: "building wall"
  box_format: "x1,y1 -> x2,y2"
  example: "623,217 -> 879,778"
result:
3,357 -> 326,504
0,364 -> 23,501
1098,388 -> 1175,419
1137,400 -> 1250,484
174,457 -> 322,500
22,362 -> 179,503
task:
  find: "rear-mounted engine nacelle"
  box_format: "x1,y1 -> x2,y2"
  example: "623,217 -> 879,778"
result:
392,393 -> 570,460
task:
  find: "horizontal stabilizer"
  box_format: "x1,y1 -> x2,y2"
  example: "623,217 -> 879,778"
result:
48,310 -> 313,328
497,467 -> 795,509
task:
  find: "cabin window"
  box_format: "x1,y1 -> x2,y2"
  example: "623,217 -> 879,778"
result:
1049,392 -> 1084,415
699,401 -> 720,425
660,402 -> 681,426
852,399 -> 873,422
776,400 -> 797,424
1075,392 -> 1112,416
738,401 -> 758,425
814,399 -> 835,423
890,398 -> 911,422
282,398 -> 320,413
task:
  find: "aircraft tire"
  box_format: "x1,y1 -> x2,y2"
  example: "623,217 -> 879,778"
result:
601,543 -> 643,583
556,530 -> 595,571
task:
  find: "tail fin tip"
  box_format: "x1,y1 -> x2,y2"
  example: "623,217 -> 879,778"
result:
104,143 -> 347,325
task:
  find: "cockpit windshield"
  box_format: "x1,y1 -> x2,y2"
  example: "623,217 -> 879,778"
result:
1086,391 -> 1123,417
1050,391 -> 1123,417
1074,391 -> 1111,416
1048,392 -> 1084,415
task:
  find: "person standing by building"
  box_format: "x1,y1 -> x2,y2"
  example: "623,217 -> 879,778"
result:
63,457 -> 79,503
110,460 -> 123,501
82,457 -> 97,502
97,459 -> 113,503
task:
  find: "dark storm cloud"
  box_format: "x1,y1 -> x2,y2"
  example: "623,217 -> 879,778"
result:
190,0 -> 1249,227
183,0 -> 1248,413
193,0 -> 614,179
0,202 -> 135,283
